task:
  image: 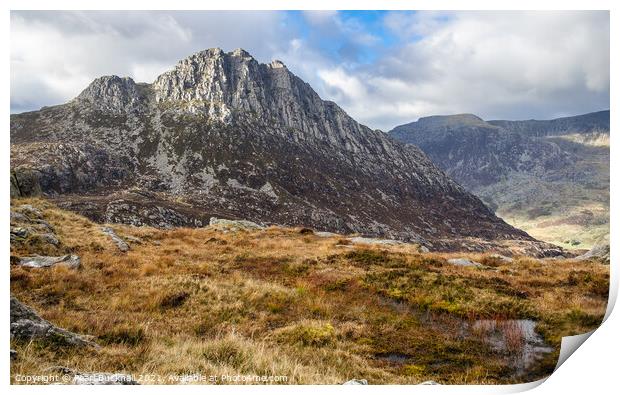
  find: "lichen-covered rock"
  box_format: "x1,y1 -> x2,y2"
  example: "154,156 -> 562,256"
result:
342,379 -> 368,385
447,258 -> 482,267
17,255 -> 81,269
11,169 -> 42,198
10,297 -> 97,348
575,244 -> 610,264
101,226 -> 130,252
75,75 -> 146,114
10,226 -> 29,238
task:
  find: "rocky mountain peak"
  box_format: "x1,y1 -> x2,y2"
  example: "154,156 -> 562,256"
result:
10,48 -> 545,253
75,75 -> 145,113
268,59 -> 287,69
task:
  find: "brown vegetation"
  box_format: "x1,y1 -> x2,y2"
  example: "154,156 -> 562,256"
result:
10,198 -> 609,384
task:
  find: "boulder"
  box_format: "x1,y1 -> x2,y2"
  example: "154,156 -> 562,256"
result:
16,204 -> 43,219
10,226 -> 29,238
10,296 -> 98,348
447,258 -> 482,267
17,255 -> 81,269
342,379 -> 368,385
101,226 -> 130,252
39,233 -> 60,246
575,244 -> 610,265
209,217 -> 264,231
10,170 -> 42,198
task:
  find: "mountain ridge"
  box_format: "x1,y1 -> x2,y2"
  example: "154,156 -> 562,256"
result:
388,110 -> 609,249
11,48 -> 560,255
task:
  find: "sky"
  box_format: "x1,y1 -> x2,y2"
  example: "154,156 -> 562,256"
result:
10,10 -> 610,131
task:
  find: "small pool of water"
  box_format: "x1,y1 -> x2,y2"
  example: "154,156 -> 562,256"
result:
471,319 -> 554,375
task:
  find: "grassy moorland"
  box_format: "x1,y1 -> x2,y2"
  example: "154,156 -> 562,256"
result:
10,198 -> 609,384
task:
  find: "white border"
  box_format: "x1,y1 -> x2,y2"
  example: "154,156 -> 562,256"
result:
3,1 -> 616,394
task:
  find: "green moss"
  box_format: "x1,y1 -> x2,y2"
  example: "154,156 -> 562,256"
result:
278,322 -> 335,347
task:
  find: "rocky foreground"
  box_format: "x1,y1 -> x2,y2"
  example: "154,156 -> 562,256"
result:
10,199 -> 609,384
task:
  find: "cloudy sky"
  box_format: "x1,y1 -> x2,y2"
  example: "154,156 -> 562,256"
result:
11,10 -> 609,131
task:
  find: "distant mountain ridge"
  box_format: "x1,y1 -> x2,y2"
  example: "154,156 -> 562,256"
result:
11,48 -> 555,254
488,110 -> 609,137
389,110 -> 610,249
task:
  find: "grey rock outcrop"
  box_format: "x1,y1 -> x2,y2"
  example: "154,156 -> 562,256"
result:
10,204 -> 63,252
342,379 -> 368,385
447,258 -> 482,267
10,297 -> 97,348
16,255 -> 81,269
75,75 -> 146,114
11,169 -> 42,198
575,244 -> 610,264
101,226 -> 130,252
209,217 -> 264,231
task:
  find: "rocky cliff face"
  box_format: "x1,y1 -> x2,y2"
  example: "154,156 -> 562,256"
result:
11,48 -> 539,250
389,111 -> 610,249
389,114 -> 573,188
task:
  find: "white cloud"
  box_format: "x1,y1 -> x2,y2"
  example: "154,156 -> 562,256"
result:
338,11 -> 610,128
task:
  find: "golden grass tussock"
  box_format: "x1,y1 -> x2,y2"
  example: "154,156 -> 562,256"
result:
9,198 -> 609,384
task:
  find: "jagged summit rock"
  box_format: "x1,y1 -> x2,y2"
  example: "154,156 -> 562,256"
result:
75,75 -> 146,114
11,48 -> 543,251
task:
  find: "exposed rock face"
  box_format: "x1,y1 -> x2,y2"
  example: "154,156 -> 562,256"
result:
75,75 -> 147,114
11,169 -> 42,198
389,114 -> 572,188
342,379 -> 368,385
10,296 -> 97,347
575,244 -> 610,265
16,254 -> 81,269
101,226 -> 130,252
389,111 -> 609,249
11,48 -> 535,248
10,204 -> 63,253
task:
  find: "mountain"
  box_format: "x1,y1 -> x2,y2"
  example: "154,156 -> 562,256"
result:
10,48 -> 557,254
389,111 -> 610,249
488,110 -> 610,138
